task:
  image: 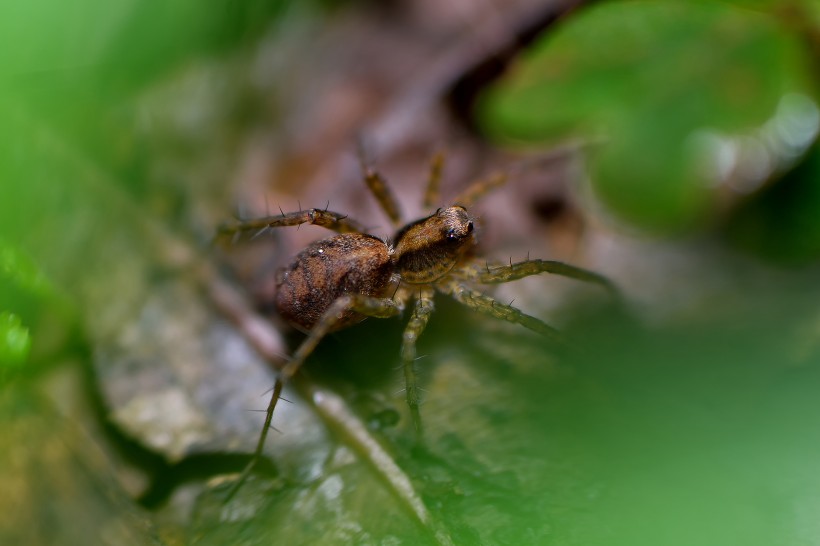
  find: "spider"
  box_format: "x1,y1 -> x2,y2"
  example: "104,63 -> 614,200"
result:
218,149 -> 615,498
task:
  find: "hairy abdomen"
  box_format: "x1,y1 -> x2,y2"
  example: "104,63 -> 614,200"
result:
275,233 -> 394,332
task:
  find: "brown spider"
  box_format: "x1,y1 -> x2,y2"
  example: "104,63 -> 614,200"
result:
218,150 -> 614,497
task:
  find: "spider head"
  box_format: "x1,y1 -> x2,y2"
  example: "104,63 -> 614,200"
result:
392,205 -> 475,284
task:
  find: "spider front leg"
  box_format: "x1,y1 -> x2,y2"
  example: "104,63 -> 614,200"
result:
422,152 -> 445,209
452,170 -> 509,208
217,208 -> 368,241
357,141 -> 403,227
400,288 -> 435,440
224,293 -> 402,502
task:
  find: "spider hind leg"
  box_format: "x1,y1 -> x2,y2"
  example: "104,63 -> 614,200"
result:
223,292 -> 402,502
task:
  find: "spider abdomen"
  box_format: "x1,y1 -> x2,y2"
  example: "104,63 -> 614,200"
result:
275,233 -> 395,332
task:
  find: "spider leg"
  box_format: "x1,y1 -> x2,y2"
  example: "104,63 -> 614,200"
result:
224,293 -> 402,502
452,170 -> 508,208
400,287 -> 435,440
437,279 -> 569,347
357,140 -> 403,227
422,151 -> 445,209
217,208 -> 368,241
456,259 -> 618,295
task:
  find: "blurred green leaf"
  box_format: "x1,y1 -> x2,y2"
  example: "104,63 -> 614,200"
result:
0,0 -> 311,203
0,241 -> 56,301
0,312 -> 31,371
0,0 -> 292,90
479,0 -> 818,232
0,241 -> 62,378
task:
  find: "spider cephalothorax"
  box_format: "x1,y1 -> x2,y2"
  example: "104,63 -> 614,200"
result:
218,151 -> 615,499
393,206 -> 475,284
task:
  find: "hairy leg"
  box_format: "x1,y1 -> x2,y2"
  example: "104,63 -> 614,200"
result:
357,141 -> 403,227
452,170 -> 508,208
400,288 -> 435,440
422,152 -> 445,209
217,208 -> 368,241
437,279 -> 569,347
456,259 -> 617,295
224,293 -> 402,502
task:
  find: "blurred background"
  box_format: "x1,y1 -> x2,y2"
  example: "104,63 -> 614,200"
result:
2,0 -> 820,544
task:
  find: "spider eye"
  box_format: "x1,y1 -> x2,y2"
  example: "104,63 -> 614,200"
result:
446,229 -> 458,241
466,221 -> 474,233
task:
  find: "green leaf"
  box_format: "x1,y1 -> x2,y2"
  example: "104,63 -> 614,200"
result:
479,0 -> 817,232
0,241 -> 55,301
0,312 -> 31,371
0,0 -> 292,92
